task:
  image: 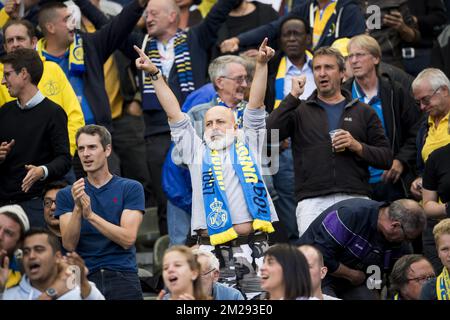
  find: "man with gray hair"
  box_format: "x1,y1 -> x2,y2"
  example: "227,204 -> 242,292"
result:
298,198 -> 426,299
192,249 -> 245,300
410,68 -> 450,274
121,0 -> 242,238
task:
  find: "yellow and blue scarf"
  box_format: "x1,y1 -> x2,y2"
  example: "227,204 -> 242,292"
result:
36,32 -> 85,75
310,1 -> 337,49
202,140 -> 274,245
436,267 -> 450,300
274,52 -> 313,109
141,30 -> 195,111
6,255 -> 21,289
213,94 -> 246,128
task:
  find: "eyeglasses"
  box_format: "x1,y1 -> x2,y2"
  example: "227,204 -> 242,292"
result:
43,198 -> 57,208
347,52 -> 370,60
407,275 -> 435,284
201,268 -> 216,277
221,76 -> 249,85
415,87 -> 441,106
3,69 -> 16,80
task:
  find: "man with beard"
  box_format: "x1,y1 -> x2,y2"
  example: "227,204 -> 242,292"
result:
0,205 -> 29,291
42,181 -> 68,241
134,39 -> 278,298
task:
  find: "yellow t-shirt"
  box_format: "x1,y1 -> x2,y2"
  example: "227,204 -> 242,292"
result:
422,112 -> 450,163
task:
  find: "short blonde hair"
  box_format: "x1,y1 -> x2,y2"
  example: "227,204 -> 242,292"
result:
433,218 -> 450,245
347,34 -> 382,61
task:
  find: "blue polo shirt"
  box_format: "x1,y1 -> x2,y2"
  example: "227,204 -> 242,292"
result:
352,80 -> 386,183
55,176 -> 145,273
42,50 -> 95,125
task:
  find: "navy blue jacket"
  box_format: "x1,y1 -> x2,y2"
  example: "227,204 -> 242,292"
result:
237,0 -> 365,51
298,198 -> 404,286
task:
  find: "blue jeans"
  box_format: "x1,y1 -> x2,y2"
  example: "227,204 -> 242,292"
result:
272,147 -> 299,242
87,269 -> 143,300
167,200 -> 191,246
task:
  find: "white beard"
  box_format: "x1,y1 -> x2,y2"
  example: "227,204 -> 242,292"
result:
204,129 -> 237,150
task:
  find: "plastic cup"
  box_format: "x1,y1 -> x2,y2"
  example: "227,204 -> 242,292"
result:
329,129 -> 345,152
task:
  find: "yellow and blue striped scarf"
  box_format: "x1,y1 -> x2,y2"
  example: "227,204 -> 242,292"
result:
436,267 -> 450,300
141,30 -> 195,111
312,1 -> 337,49
36,32 -> 85,75
202,141 -> 274,245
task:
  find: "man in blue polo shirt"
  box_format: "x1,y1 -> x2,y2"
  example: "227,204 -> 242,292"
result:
343,34 -> 422,202
55,125 -> 145,300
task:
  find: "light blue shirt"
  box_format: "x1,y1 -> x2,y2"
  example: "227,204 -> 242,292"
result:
284,55 -> 316,100
352,80 -> 385,183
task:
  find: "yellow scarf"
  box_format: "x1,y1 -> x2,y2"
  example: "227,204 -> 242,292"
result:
312,1 -> 337,49
436,267 -> 450,300
36,33 -> 85,75
6,270 -> 21,289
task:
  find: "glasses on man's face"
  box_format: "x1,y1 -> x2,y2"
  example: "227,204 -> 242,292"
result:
201,268 -> 216,277
415,87 -> 440,106
407,275 -> 435,284
221,76 -> 249,85
347,52 -> 370,61
43,198 -> 57,208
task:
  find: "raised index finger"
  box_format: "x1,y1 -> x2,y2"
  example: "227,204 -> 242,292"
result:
260,37 -> 268,50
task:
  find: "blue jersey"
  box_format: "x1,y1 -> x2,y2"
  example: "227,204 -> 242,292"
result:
55,176 -> 145,273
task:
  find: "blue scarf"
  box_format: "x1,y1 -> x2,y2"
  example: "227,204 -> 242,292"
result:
202,140 -> 274,245
141,30 -> 195,111
213,94 -> 246,128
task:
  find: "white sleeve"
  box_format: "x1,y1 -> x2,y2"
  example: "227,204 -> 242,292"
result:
83,282 -> 105,300
170,113 -> 202,165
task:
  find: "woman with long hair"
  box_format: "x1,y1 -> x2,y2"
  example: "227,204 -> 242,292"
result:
260,243 -> 313,300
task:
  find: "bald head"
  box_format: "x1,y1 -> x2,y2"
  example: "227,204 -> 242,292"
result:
205,106 -> 236,126
145,0 -> 180,39
299,245 -> 324,267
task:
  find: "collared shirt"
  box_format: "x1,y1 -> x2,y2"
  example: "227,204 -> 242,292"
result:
352,80 -> 385,184
422,112 -> 450,163
15,90 -> 49,180
284,55 -> 315,100
157,37 -> 175,78
16,90 -> 45,110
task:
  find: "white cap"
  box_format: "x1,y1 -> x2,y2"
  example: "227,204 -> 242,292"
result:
0,204 -> 30,232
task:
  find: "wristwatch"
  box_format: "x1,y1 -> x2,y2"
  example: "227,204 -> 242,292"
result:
445,202 -> 450,217
148,69 -> 160,81
45,287 -> 58,300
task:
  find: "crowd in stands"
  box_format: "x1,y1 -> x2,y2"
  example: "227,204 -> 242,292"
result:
1,0 -> 450,301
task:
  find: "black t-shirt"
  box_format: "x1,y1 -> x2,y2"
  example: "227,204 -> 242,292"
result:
213,2 -> 279,59
423,143 -> 450,203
